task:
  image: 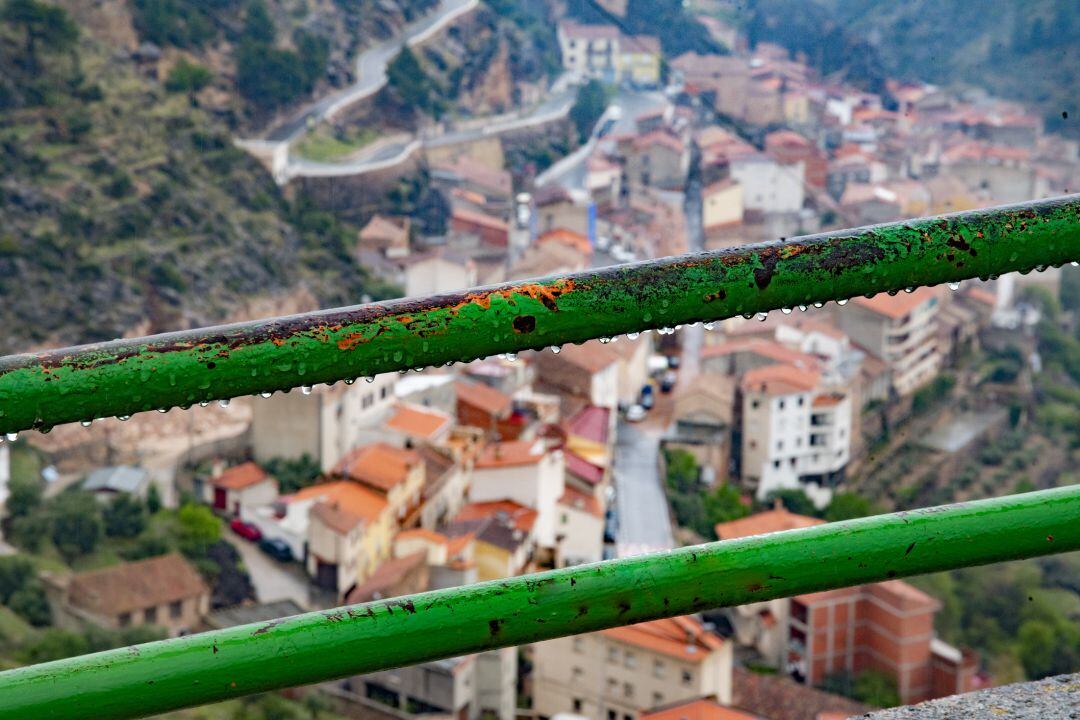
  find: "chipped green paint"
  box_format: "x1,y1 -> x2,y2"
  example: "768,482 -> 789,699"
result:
0,196 -> 1079,434
1,486 -> 1078,720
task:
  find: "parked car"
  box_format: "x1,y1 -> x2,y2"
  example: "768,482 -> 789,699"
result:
667,355 -> 681,369
603,509 -> 619,543
230,518 -> 262,542
259,537 -> 293,562
660,370 -> 677,393
640,384 -> 655,410
626,404 -> 647,422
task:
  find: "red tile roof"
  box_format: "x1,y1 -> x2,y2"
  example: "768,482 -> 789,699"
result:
601,616 -> 724,663
559,486 -> 603,518
386,404 -> 452,440
566,405 -> 611,444
453,499 -> 537,533
332,443 -> 420,493
566,451 -> 605,486
715,506 -> 823,541
741,364 -> 820,396
730,667 -> 870,720
475,440 -> 546,469
68,553 -> 208,616
455,380 -> 512,416
702,338 -> 819,370
212,461 -> 272,491
642,698 -> 760,720
852,287 -> 938,319
294,480 -> 388,528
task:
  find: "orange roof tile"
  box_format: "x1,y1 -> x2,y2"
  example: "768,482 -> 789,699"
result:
68,554 -> 208,617
332,443 -> 420,493
538,228 -> 592,256
396,528 -> 449,545
455,381 -> 512,417
475,440 -> 546,469
212,461 -> 272,490
642,698 -> 760,720
294,480 -> 389,527
811,393 -> 845,408
715,506 -> 823,540
852,287 -> 938,319
453,499 -> 537,533
702,339 -> 819,370
741,363 -> 820,395
547,340 -> 620,373
311,500 -> 365,534
559,486 -> 603,518
387,404 -> 452,440
601,616 -> 724,663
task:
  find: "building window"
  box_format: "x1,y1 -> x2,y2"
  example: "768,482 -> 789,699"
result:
790,458 -> 797,467
751,399 -> 759,409
653,692 -> 664,706
773,460 -> 780,469
573,667 -> 584,680
777,440 -> 784,451
653,659 -> 665,678
562,513 -> 570,525
380,387 -> 389,399
608,711 -> 617,720
362,394 -> 373,409
607,645 -> 619,662
624,651 -> 636,668
573,636 -> 585,653
778,399 -> 785,410
681,670 -> 693,686
623,683 -> 634,698
145,606 -> 158,624
798,396 -> 804,406
118,612 -> 131,627
169,600 -> 183,619
573,699 -> 584,713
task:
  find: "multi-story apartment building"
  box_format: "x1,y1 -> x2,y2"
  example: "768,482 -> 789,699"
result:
533,616 -> 734,720
715,509 -> 979,706
832,289 -> 942,397
470,440 -> 565,551
740,364 -> 851,508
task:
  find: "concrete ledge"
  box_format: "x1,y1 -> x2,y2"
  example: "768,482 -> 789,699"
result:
858,673 -> 1080,719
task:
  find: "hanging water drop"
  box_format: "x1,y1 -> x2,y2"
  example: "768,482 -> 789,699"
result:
904,287 -> 915,293
505,353 -> 518,361
365,376 -> 375,383
158,407 -> 169,413
837,299 -> 848,306
118,415 -> 131,421
301,385 -> 313,395
813,302 -> 824,308
4,432 -> 17,441
948,282 -> 960,291
781,307 -> 792,315
259,392 -> 272,399
81,420 -> 93,428
550,345 -> 562,354
1071,261 -> 1078,267
599,337 -> 611,344
798,305 -> 807,312
199,401 -> 209,407
703,322 -> 715,331
344,378 -> 356,384
626,332 -> 640,340
756,313 -> 767,322
218,399 -> 230,409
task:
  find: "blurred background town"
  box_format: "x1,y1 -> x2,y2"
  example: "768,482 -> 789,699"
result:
0,0 -> 1078,718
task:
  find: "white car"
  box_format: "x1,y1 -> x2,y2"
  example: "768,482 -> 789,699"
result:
625,404 -> 647,422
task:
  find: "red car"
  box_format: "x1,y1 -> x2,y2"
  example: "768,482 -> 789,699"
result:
230,518 -> 262,542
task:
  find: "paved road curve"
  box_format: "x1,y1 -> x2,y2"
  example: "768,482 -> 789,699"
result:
264,0 -> 478,143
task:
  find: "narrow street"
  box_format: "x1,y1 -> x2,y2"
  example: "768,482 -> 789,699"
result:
614,419 -> 675,557
225,534 -> 314,610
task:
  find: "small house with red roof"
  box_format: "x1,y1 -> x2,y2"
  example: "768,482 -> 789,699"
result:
205,461 -> 278,517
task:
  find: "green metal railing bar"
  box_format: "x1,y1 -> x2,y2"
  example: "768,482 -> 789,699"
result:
0,486 -> 1077,719
1,195 -> 1078,435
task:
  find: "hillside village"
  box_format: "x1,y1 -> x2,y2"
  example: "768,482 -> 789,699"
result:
1,1 -> 1080,719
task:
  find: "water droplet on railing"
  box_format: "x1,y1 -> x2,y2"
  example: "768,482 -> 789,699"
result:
550,346 -> 562,354
259,392 -> 272,399
904,287 -> 915,293
81,420 -> 93,428
988,275 -> 999,281
505,353 -> 518,361
948,282 -> 960,291
218,399 -> 230,409
781,307 -> 792,315
798,305 -> 807,312
158,408 -> 169,413
599,337 -> 611,344
1035,265 -> 1047,273
756,313 -> 768,322
837,299 -> 848,306
703,322 -> 715,331
887,289 -> 899,296
1071,261 -> 1078,267
344,378 -> 356,384
118,415 -> 131,421
199,401 -> 209,407
813,302 -> 824,308
741,313 -> 753,320
365,377 -> 375,383
301,386 -> 313,395
627,332 -> 640,340
5,432 -> 17,441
